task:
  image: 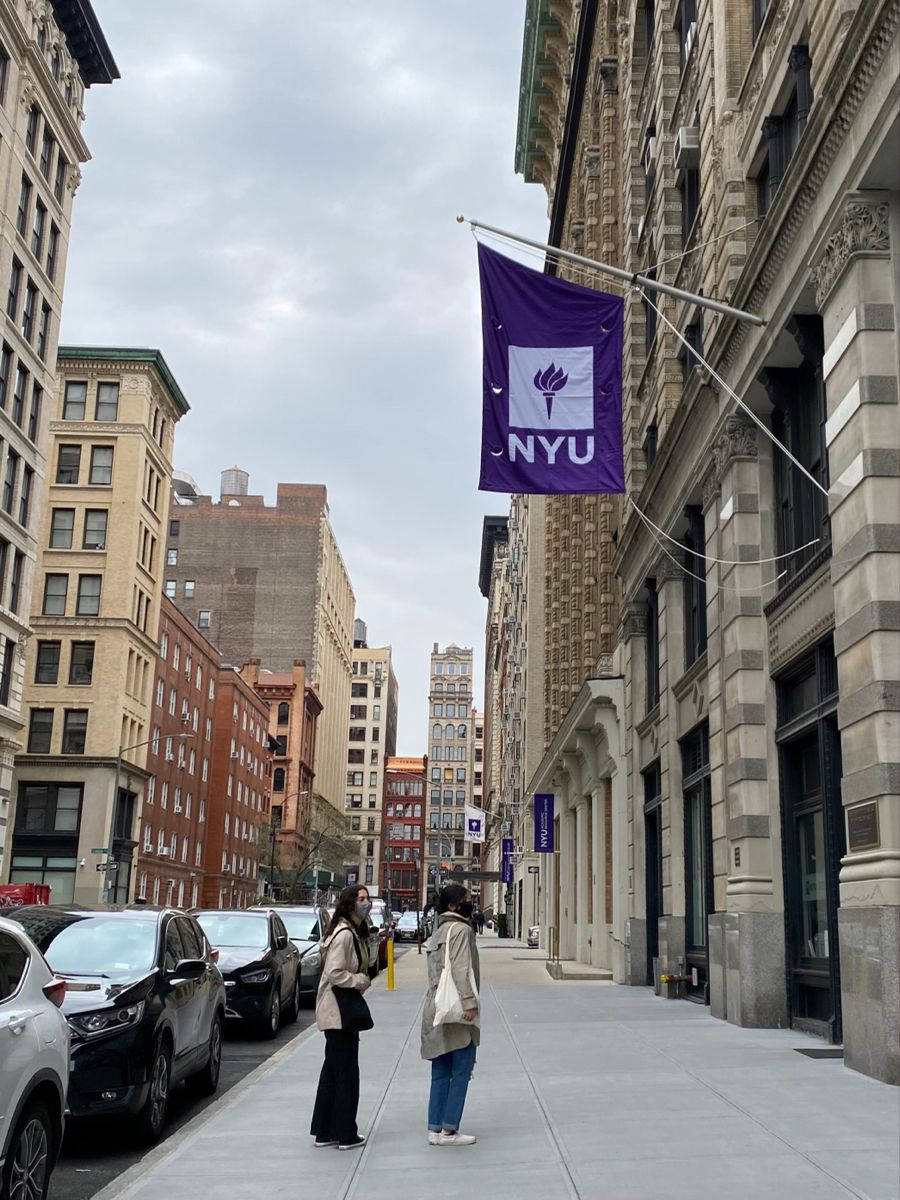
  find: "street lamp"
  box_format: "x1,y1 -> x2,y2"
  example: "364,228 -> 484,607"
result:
104,730 -> 195,904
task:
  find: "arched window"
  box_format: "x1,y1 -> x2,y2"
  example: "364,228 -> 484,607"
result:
273,767 -> 285,792
277,702 -> 290,725
433,723 -> 442,739
445,723 -> 455,739
434,682 -> 443,693
51,48 -> 61,81
458,725 -> 467,738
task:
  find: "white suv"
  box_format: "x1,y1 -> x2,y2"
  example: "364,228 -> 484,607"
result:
0,915 -> 69,1200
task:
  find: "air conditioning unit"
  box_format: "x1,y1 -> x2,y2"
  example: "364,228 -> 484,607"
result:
675,125 -> 701,173
684,20 -> 696,60
644,135 -> 657,175
83,539 -> 105,550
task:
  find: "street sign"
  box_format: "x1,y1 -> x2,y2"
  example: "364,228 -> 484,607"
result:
90,847 -> 108,854
96,862 -> 118,872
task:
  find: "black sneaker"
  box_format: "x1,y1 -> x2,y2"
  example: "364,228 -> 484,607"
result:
337,1135 -> 366,1151
314,1137 -> 337,1148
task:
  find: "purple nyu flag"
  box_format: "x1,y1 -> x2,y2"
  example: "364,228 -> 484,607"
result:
478,243 -> 624,494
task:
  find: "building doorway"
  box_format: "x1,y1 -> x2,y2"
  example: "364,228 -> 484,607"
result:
643,761 -> 662,984
681,724 -> 712,1003
777,640 -> 844,1041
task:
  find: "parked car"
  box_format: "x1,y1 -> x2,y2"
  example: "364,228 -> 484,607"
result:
368,908 -> 392,968
7,905 -> 225,1145
250,906 -> 326,1001
0,915 -> 68,1200
394,912 -> 422,943
197,910 -> 301,1038
527,925 -> 540,949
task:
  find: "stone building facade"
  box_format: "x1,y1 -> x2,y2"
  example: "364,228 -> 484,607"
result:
515,0 -> 900,1083
164,475 -> 355,823
5,348 -> 188,902
0,0 -> 117,866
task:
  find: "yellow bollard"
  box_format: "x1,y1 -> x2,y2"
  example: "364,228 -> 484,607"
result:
386,935 -> 395,990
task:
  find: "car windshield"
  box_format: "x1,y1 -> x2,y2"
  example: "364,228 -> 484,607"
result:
279,912 -> 320,942
22,914 -> 157,977
369,911 -> 384,929
197,913 -> 268,949
397,913 -> 419,926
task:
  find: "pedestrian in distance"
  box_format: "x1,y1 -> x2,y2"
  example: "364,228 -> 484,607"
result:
421,883 -> 481,1146
310,885 -> 373,1151
474,908 -> 485,935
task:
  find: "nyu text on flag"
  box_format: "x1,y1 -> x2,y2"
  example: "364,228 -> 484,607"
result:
478,242 -> 625,494
464,806 -> 485,843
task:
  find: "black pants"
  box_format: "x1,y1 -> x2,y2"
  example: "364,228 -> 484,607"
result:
310,1030 -> 360,1144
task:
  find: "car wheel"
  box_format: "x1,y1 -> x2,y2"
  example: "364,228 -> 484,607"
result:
3,1099 -> 55,1200
259,985 -> 281,1039
135,1040 -> 171,1144
188,1012 -> 224,1096
286,973 -> 301,1024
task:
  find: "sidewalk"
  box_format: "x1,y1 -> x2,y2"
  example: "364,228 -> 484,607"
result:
95,940 -> 899,1200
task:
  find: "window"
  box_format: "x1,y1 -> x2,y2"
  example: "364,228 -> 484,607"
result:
16,175 -> 31,236
31,200 -> 46,259
679,165 -> 700,243
348,748 -> 364,764
56,444 -> 80,484
42,573 -> 67,616
76,574 -> 101,616
12,365 -> 27,426
198,610 -> 211,629
456,767 -> 466,782
277,701 -> 289,725
0,43 -> 8,104
39,129 -> 54,180
46,223 -> 59,281
164,580 -> 176,599
35,639 -> 61,685
351,681 -> 368,698
350,705 -> 366,720
27,384 -> 42,441
83,509 -> 107,550
645,579 -> 660,711
7,258 -> 21,319
0,344 -> 10,411
16,465 -> 31,528
8,552 -> 23,614
14,783 -> 82,841
54,154 -> 67,203
89,445 -> 113,484
643,265 -> 658,355
49,507 -> 74,548
27,709 -> 53,753
272,767 -> 285,791
166,547 -> 177,566
680,313 -> 703,381
62,709 -> 87,754
752,0 -> 770,38
184,580 -> 195,598
758,56 -> 811,216
683,507 -> 707,667
69,642 -> 94,685
94,381 -> 119,421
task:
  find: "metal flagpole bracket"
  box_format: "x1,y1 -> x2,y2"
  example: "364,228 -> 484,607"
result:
459,216 -> 766,328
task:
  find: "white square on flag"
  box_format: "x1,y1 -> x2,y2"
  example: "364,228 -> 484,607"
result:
508,345 -> 594,430
464,805 -> 485,843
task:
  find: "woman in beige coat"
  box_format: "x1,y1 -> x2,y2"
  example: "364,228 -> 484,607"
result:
310,885 -> 372,1150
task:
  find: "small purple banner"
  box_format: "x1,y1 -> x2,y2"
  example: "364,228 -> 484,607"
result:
501,837 -> 514,885
533,794 -> 555,853
478,243 -> 625,494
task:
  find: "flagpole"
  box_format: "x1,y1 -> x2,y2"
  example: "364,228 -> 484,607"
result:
457,216 -> 766,328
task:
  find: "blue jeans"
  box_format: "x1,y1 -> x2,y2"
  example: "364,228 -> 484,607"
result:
428,1042 -> 477,1133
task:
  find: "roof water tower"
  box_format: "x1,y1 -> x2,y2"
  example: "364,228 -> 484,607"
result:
220,466 -> 249,498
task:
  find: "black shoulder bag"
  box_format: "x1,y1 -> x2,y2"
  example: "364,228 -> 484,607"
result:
331,927 -> 374,1033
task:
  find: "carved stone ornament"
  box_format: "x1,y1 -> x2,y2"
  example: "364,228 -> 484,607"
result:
655,550 -> 686,583
67,166 -> 83,195
702,466 -> 720,512
812,199 -> 890,308
595,652 -> 615,677
713,416 -> 758,482
598,58 -> 618,93
622,601 -> 648,640
19,71 -> 35,108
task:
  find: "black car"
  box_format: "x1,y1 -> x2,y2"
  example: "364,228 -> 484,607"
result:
8,905 -> 226,1144
196,909 -> 301,1038
249,905 -> 327,999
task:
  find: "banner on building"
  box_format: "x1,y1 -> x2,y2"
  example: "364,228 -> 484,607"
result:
533,793 -> 555,853
501,836 -> 514,885
478,242 -> 624,495
464,806 -> 485,843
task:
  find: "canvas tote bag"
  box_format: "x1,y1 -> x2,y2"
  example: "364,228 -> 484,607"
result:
433,924 -> 479,1028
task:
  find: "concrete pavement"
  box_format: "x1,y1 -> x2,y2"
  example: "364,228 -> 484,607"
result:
93,937 -> 899,1200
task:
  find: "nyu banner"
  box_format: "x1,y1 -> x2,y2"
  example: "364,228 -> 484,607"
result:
501,837 -> 514,885
533,793 -> 555,853
478,243 -> 625,494
464,805 -> 485,843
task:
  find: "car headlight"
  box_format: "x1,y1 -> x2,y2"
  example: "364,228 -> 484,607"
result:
302,949 -> 321,968
240,969 -> 271,984
68,1001 -> 145,1040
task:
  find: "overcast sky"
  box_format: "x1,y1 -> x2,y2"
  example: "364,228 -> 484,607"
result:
62,2 -> 548,752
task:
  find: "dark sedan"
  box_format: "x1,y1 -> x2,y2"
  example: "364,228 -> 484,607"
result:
8,905 -> 226,1143
196,910 -> 301,1038
250,905 -> 326,999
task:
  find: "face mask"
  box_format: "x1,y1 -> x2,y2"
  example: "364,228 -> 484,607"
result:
457,901 -> 474,919
355,900 -> 372,920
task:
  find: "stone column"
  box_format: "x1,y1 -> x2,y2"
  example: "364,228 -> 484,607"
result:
575,798 -> 590,963
560,795 -> 577,961
655,553 -> 686,980
622,601 -> 649,983
710,417 -> 787,1028
812,191 -> 900,1085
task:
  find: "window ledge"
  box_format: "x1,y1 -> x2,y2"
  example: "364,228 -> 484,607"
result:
672,651 -> 709,702
636,703 -> 660,738
763,545 -> 831,618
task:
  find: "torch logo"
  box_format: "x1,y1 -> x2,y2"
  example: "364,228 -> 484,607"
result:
533,363 -> 569,420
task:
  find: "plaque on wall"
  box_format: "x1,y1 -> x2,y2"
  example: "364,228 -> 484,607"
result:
847,801 -> 880,852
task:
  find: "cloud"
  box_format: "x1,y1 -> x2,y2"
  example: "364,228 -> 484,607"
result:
63,1 -> 549,751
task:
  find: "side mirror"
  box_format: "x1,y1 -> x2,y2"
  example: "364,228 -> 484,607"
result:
275,933 -> 288,950
170,958 -> 205,982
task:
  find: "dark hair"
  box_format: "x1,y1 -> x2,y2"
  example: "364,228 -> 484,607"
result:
436,883 -> 467,914
325,884 -> 371,937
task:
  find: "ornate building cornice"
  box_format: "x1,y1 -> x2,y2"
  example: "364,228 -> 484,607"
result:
811,193 -> 891,309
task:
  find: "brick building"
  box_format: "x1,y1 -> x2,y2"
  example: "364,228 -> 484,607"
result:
240,658 -> 322,886
382,756 -> 426,909
203,668 -> 271,908
136,597 -> 219,908
164,472 -> 354,825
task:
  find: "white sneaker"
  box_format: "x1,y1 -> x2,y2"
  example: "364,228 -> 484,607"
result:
427,1132 -> 441,1145
438,1132 -> 477,1146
